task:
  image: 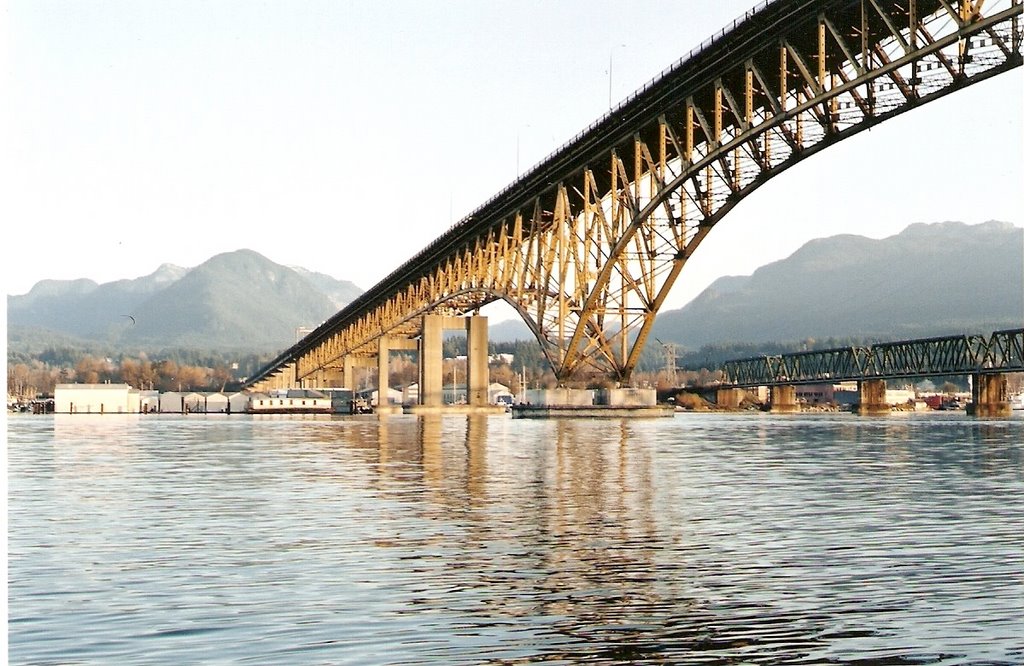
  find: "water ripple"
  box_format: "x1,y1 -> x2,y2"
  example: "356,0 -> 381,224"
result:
7,412 -> 1024,664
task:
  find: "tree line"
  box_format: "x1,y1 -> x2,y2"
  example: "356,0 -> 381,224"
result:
10,334 -> 981,402
7,350 -> 275,400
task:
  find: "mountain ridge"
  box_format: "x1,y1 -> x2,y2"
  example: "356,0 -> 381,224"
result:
649,220 -> 1023,348
8,250 -> 364,352
7,221 -> 1022,355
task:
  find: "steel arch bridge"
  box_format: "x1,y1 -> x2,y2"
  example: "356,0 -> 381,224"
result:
246,0 -> 1022,391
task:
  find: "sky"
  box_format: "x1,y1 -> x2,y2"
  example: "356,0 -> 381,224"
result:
4,0 -> 1022,317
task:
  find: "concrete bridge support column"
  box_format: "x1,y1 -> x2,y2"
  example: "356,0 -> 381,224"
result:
716,388 -> 745,409
419,314 -> 444,408
378,337 -> 390,406
968,373 -> 1010,417
769,385 -> 799,413
340,355 -> 374,391
343,356 -> 358,390
322,368 -> 345,387
466,315 -> 489,407
375,337 -> 404,414
304,368 -> 326,388
857,379 -> 889,415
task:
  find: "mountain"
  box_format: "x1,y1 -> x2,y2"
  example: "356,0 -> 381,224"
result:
8,264 -> 189,340
650,220 -> 1024,348
289,267 -> 364,310
489,318 -> 534,343
7,250 -> 363,352
8,222 -> 1022,357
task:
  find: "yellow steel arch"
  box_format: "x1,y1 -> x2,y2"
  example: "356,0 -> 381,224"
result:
251,0 -> 1021,391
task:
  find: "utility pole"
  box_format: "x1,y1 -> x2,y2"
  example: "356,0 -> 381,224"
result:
657,339 -> 678,387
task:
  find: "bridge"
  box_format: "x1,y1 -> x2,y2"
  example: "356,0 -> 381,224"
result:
712,328 -> 1024,415
245,0 -> 1022,412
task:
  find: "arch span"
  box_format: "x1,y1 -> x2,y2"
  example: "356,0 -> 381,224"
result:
247,0 -> 1022,391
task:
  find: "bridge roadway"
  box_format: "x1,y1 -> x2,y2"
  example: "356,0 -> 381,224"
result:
712,328 -> 1024,416
245,0 -> 1023,409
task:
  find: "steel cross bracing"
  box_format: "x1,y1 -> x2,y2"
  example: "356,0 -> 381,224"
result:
248,0 -> 1022,389
721,329 -> 1024,386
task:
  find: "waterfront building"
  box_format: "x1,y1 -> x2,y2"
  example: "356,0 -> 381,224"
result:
488,383 -> 514,406
247,389 -> 331,413
359,387 -> 403,407
204,392 -> 229,413
182,392 -> 205,413
159,391 -> 185,413
54,383 -> 134,414
139,390 -> 160,413
227,392 -> 250,413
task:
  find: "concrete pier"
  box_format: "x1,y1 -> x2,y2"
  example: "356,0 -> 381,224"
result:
968,373 -> 1011,417
768,385 -> 799,413
716,388 -> 746,409
856,379 -> 890,416
407,313 -> 499,414
419,314 -> 445,408
466,315 -> 489,407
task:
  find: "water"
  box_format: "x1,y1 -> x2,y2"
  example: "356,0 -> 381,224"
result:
7,412 -> 1024,665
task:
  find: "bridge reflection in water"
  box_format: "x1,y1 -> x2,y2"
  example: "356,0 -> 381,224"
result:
328,414 -> 1024,662
13,412 -> 1022,662
245,0 -> 1023,407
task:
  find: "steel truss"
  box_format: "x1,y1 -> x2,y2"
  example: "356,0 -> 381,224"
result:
722,328 -> 1024,386
251,0 -> 1022,390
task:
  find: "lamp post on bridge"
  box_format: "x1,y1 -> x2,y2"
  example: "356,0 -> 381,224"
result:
516,124 -> 531,178
609,43 -> 628,109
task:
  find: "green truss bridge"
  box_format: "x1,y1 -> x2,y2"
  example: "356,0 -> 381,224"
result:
713,328 -> 1024,415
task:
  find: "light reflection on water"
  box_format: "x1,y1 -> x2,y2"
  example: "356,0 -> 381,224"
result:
8,412 -> 1024,664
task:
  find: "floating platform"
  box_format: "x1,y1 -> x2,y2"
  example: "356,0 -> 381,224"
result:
511,404 -> 675,419
509,387 -> 673,418
404,404 -> 508,416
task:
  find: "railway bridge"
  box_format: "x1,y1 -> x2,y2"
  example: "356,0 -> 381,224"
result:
714,328 -> 1024,416
245,0 -> 1022,410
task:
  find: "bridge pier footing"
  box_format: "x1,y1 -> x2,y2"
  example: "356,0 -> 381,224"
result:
856,379 -> 889,416
716,388 -> 746,409
769,385 -> 799,413
968,373 -> 1011,417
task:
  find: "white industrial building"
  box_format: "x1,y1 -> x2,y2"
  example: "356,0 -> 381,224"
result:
54,383 -> 136,414
57,385 -> 254,414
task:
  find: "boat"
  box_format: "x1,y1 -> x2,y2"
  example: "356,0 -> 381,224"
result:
1011,392 -> 1024,411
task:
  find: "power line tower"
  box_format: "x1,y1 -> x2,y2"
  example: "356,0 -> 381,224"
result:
656,339 -> 678,387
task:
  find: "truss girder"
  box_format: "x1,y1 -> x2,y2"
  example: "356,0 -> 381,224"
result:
721,329 -> 1024,386
250,0 -> 1022,389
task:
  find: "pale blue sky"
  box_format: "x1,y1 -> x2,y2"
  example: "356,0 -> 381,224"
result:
5,1 -> 1022,312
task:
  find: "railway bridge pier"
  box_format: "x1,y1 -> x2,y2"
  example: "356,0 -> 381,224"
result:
969,373 -> 1011,417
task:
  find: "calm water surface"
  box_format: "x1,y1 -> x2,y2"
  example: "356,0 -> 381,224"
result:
8,412 -> 1024,664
